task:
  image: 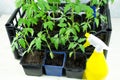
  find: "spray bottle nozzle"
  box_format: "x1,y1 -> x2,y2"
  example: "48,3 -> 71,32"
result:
84,33 -> 109,52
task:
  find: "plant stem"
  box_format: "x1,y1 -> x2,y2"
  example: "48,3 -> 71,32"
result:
71,7 -> 74,27
73,49 -> 76,60
23,35 -> 34,55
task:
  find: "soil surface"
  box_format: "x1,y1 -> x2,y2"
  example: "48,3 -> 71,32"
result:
22,51 -> 45,64
66,53 -> 86,69
45,53 -> 64,66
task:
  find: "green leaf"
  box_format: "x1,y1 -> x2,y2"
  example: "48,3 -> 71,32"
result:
59,28 -> 66,35
37,32 -> 42,37
27,39 -> 35,53
12,41 -> 18,52
29,17 -> 38,25
60,18 -> 67,23
95,18 -> 99,27
47,0 -> 60,3
64,4 -> 71,13
71,28 -> 77,36
103,0 -> 107,4
18,18 -> 27,26
79,44 -> 85,53
60,36 -> 66,45
75,5 -> 81,14
35,11 -> 44,18
100,15 -> 107,23
11,37 -> 18,51
51,34 -> 59,50
44,1 -> 50,10
69,51 -> 73,58
91,0 -> 99,5
74,24 -> 80,32
41,34 -> 47,41
78,38 -> 86,43
35,38 -> 42,50
68,42 -> 74,50
37,0 -> 45,11
54,38 -> 59,50
73,36 -> 78,41
43,21 -> 54,31
83,5 -> 93,18
24,28 -> 34,36
18,38 -> 26,48
81,22 -> 88,32
72,43 -> 78,49
58,23 -> 67,28
15,0 -> 24,8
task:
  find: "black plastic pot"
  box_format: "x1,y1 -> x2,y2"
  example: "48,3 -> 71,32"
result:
20,51 -> 45,76
65,53 -> 86,79
66,68 -> 84,79
21,63 -> 43,76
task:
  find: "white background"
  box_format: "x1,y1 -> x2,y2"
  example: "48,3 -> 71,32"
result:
0,0 -> 120,80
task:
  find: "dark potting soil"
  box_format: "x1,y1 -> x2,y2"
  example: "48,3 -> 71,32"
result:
22,51 -> 44,64
45,53 -> 64,66
30,20 -> 43,36
66,53 -> 86,69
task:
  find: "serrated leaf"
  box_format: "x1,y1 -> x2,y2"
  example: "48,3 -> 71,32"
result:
15,0 -> 24,8
60,36 -> 66,45
41,34 -> 46,41
64,4 -> 71,13
95,18 -> 99,27
73,43 -> 78,49
18,38 -> 26,48
78,38 -> 86,43
54,38 -> 59,50
58,23 -> 67,28
100,15 -> 107,23
79,44 -> 85,53
82,23 -> 88,32
44,1 -> 50,10
59,28 -> 66,35
68,42 -> 74,50
43,21 -> 54,31
71,28 -> 77,36
29,18 -> 38,25
18,18 -> 26,26
25,28 -> 34,36
69,52 -> 73,58
73,36 -> 78,41
74,24 -> 80,32
27,39 -> 35,53
37,32 -> 42,37
37,0 -> 45,11
35,38 -> 42,50
75,5 -> 81,14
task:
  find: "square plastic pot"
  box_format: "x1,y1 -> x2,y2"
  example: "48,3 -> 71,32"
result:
20,53 -> 44,76
43,51 -> 66,76
65,53 -> 86,79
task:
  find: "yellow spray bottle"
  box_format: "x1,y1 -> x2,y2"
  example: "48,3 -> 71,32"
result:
83,33 -> 109,80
